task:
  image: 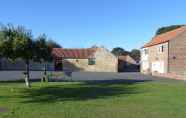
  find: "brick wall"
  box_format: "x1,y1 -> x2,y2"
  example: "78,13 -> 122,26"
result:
169,31 -> 186,77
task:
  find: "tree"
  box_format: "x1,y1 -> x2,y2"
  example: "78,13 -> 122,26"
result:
0,24 -> 34,87
130,49 -> 140,62
35,34 -> 61,82
0,31 -> 4,70
34,34 -> 53,82
156,25 -> 184,35
47,40 -> 61,48
111,47 -> 129,56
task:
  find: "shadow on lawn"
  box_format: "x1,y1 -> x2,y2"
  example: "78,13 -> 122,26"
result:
20,79 -> 150,103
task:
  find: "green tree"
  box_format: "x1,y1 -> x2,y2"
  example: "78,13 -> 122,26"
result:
111,47 -> 129,56
130,49 -> 140,62
0,24 -> 34,87
156,25 -> 184,35
34,34 -> 53,82
47,40 -> 61,49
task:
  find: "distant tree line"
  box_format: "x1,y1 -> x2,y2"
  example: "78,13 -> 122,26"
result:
155,25 -> 184,35
111,47 -> 140,62
0,24 -> 61,87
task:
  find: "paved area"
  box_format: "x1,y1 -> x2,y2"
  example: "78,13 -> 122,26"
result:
0,71 -> 43,81
71,72 -> 156,81
0,71 -> 162,81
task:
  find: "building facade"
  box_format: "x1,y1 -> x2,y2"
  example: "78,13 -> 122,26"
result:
141,26 -> 186,79
52,47 -> 118,72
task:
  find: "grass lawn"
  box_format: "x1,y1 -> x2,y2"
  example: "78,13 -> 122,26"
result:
0,79 -> 186,118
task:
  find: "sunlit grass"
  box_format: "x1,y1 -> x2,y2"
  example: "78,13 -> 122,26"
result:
0,79 -> 186,118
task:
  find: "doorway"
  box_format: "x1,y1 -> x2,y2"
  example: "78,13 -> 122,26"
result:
54,58 -> 63,71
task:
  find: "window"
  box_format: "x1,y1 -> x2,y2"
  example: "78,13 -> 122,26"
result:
144,49 -> 148,55
158,45 -> 164,53
88,58 -> 96,65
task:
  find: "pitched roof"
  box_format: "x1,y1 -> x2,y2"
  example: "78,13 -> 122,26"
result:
118,55 -> 137,64
143,26 -> 186,48
118,55 -> 127,61
52,48 -> 96,59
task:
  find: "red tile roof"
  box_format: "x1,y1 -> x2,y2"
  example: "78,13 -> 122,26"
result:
52,48 -> 96,59
143,26 -> 186,48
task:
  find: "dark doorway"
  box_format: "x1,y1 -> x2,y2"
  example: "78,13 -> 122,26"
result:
118,60 -> 140,72
54,58 -> 63,71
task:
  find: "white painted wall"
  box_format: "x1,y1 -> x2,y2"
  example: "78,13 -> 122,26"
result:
151,61 -> 165,73
141,48 -> 149,61
141,48 -> 150,73
142,61 -> 149,70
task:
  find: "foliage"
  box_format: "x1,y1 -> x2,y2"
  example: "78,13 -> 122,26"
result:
47,39 -> 61,49
34,34 -> 59,82
0,24 -> 61,86
34,35 -> 61,62
111,47 -> 129,56
156,25 -> 184,35
0,24 -> 34,87
0,24 -> 61,62
0,24 -> 34,61
130,49 -> 140,62
111,47 -> 140,61
34,34 -> 52,62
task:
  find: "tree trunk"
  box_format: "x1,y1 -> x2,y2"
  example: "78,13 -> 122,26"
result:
0,57 -> 2,70
41,63 -> 48,82
44,63 -> 48,82
25,60 -> 31,87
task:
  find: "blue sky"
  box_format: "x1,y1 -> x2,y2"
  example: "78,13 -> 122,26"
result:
0,0 -> 186,51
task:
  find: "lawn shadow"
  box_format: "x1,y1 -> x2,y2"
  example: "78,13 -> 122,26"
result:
83,79 -> 151,85
0,107 -> 9,113
20,79 -> 150,103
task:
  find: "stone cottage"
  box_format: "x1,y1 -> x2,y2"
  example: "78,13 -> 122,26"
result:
141,26 -> 186,79
52,47 -> 118,72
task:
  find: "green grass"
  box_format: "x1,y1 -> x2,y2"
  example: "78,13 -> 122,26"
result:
0,79 -> 186,118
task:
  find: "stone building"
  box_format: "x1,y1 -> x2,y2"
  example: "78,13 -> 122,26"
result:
118,55 -> 139,72
141,26 -> 186,79
52,47 -> 118,72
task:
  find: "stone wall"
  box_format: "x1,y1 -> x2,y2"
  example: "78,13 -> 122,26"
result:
63,59 -> 89,71
63,48 -> 118,72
